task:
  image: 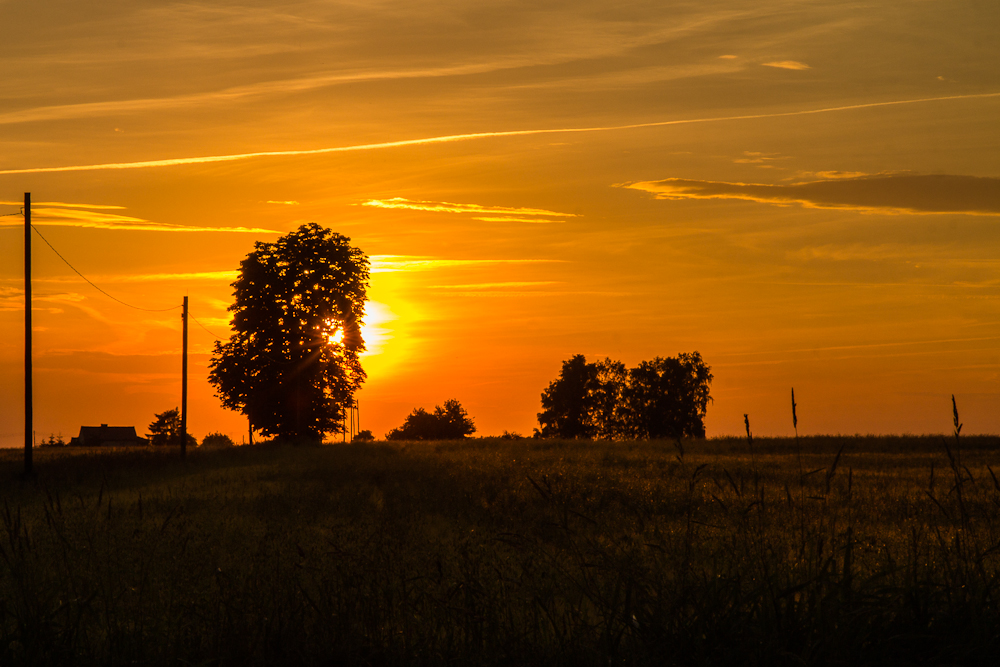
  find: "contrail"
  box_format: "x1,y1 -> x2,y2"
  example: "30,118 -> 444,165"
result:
2,91 -> 997,176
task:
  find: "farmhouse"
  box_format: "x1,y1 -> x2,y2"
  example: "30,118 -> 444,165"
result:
69,424 -> 148,447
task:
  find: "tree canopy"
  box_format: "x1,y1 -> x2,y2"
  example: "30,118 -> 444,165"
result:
537,352 -> 712,439
385,399 -> 476,440
147,408 -> 197,447
208,223 -> 369,440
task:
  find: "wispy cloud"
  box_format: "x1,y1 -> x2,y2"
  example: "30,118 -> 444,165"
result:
3,92 -> 997,176
429,281 -> 561,289
24,271 -> 240,284
623,174 -> 1000,216
762,61 -> 811,70
471,217 -> 565,224
370,255 -> 565,273
362,197 -> 573,223
0,200 -> 125,209
0,205 -> 277,233
0,61 -> 572,127
733,151 -> 790,166
266,200 -> 299,206
427,290 -> 627,298
792,170 -> 873,180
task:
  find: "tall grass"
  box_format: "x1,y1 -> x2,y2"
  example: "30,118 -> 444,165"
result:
0,434 -> 996,665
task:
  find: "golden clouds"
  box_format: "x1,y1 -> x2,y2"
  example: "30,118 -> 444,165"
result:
762,61 -> 811,70
429,282 -> 560,290
624,174 -> 1000,216
370,256 -> 564,273
362,197 -> 573,223
5,93 -> 998,177
0,203 -> 277,233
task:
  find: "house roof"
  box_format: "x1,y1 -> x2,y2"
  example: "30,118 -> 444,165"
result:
71,425 -> 147,446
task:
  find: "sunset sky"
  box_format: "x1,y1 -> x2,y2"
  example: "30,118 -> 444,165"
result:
2,0 -> 999,447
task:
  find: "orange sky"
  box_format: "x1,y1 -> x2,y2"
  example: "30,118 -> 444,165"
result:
2,1 -> 999,446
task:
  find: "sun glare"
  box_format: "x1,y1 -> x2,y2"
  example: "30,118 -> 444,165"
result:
359,301 -> 395,357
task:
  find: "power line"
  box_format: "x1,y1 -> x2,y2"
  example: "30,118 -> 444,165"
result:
30,224 -> 182,312
191,314 -> 227,340
0,209 -> 23,217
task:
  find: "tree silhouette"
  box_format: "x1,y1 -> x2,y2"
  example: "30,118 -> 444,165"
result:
537,352 -> 712,440
148,407 -> 197,447
536,354 -> 602,438
385,399 -> 476,440
621,353 -> 713,439
201,432 -> 235,448
208,223 -> 369,441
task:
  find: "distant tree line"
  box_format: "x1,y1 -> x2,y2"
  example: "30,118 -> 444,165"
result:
536,352 -> 712,439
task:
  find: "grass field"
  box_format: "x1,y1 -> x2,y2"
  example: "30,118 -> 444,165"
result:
0,434 -> 998,665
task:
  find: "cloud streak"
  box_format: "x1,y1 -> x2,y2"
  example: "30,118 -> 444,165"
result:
0,206 -> 278,233
17,271 -> 240,284
370,255 -> 565,273
762,60 -> 810,70
362,197 -> 573,223
624,174 -> 1000,216
429,281 -> 561,289
3,92 -> 998,176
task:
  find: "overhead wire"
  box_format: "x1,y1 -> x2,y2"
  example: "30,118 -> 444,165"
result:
28,219 -> 232,337
191,315 -> 227,340
30,224 -> 182,312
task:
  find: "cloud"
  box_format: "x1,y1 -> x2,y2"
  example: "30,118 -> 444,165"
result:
0,200 -> 125,209
623,174 -> 1000,216
361,197 -> 573,223
733,151 -> 790,165
428,281 -> 561,289
3,92 -> 998,175
471,217 -> 565,224
369,255 -> 565,273
426,290 -> 627,298
762,60 -> 810,70
266,200 -> 299,206
34,271 -> 239,284
0,206 -> 278,233
793,170 -> 872,180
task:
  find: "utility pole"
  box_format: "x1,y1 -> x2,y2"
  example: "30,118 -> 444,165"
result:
23,193 -> 33,477
181,296 -> 188,459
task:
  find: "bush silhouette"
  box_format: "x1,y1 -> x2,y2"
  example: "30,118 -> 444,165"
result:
386,399 -> 476,440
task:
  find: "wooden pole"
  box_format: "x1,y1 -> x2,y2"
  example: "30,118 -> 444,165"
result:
24,193 -> 33,476
181,296 -> 188,459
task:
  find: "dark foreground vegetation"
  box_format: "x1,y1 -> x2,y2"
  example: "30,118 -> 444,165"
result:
0,435 -> 999,666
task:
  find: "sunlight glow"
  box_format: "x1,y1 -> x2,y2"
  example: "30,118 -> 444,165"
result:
359,301 -> 395,357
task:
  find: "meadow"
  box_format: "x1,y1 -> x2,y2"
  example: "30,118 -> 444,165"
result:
0,434 -> 998,666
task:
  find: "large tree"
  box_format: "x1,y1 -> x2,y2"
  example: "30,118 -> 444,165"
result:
208,223 -> 369,441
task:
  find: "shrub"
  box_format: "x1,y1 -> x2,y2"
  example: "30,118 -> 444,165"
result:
200,432 -> 236,448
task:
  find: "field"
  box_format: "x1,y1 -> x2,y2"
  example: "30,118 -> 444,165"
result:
0,435 -> 998,666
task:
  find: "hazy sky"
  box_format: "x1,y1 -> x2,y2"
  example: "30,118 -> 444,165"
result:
2,0 -> 999,446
